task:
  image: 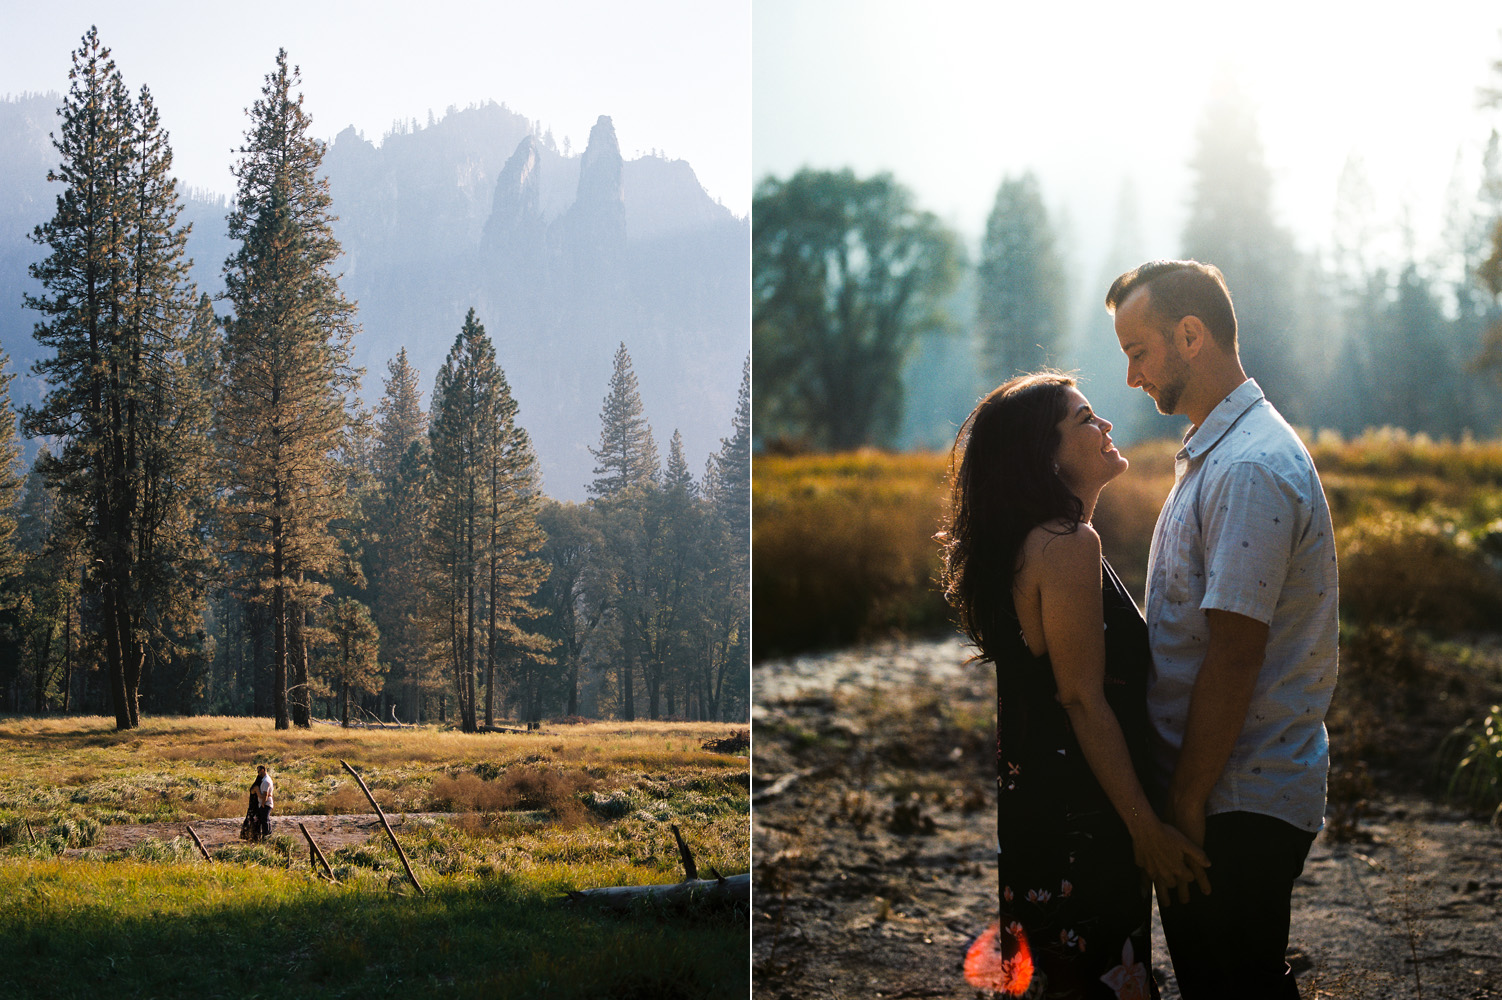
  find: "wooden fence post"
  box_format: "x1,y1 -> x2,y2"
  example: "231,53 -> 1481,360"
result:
339,759 -> 425,896
184,824 -> 212,862
299,822 -> 336,881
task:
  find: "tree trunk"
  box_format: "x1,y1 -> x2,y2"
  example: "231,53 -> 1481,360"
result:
290,592 -> 310,727
567,655 -> 579,717
33,619 -> 56,712
272,527 -> 289,730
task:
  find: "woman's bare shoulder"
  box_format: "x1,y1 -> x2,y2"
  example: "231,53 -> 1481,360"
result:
1023,521 -> 1101,582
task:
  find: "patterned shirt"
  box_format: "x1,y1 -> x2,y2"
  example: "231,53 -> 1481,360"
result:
1145,379 -> 1338,833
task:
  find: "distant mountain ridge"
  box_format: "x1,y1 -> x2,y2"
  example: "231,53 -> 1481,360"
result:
0,94 -> 749,500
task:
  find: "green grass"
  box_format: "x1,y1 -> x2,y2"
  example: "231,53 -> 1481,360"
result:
0,715 -> 749,997
0,858 -> 747,999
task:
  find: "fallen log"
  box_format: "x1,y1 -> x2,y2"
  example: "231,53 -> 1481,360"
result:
563,872 -> 749,910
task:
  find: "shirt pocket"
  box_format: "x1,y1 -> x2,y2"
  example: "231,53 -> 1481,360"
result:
1157,502 -> 1201,605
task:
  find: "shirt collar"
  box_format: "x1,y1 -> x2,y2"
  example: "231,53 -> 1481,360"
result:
1178,378 -> 1264,462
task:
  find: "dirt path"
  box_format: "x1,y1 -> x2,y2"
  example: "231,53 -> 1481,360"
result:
753,637 -> 1502,1000
65,812 -> 450,857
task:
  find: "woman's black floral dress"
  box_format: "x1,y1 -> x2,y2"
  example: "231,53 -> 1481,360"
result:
991,559 -> 1158,1000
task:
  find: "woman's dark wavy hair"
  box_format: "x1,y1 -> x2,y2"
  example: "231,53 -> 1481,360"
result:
938,371 -> 1085,663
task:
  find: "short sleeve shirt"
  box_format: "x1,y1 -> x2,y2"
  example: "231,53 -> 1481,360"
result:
1145,379 -> 1338,833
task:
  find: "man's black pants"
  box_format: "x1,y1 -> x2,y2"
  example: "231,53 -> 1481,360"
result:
256,804 -> 272,839
1159,811 -> 1317,1000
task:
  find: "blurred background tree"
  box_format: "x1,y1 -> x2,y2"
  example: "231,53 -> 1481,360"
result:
976,172 -> 1069,387
753,168 -> 962,451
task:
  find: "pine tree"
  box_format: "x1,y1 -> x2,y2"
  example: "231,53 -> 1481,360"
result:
23,29 -> 200,729
976,172 -> 1068,385
426,309 -> 548,732
219,49 -> 360,730
1181,72 -> 1306,418
320,597 -> 382,727
482,359 -> 549,727
366,350 -> 434,721
427,311 -> 497,732
698,358 -> 749,721
0,353 -> 25,596
586,343 -> 659,720
588,343 -> 658,499
373,348 -> 427,484
0,353 -> 28,692
639,429 -> 699,718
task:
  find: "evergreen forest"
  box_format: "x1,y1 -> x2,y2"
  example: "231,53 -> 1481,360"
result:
755,70 -> 1502,454
0,31 -> 750,731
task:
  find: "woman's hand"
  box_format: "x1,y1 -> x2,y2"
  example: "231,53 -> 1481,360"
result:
1132,819 -> 1211,905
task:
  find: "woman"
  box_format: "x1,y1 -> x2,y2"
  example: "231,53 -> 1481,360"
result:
939,372 -> 1208,999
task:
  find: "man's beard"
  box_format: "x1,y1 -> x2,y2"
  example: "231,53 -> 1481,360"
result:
1153,355 -> 1191,415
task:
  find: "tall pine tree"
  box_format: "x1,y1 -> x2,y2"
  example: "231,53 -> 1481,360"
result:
23,29 -> 201,729
587,343 -> 658,721
367,350 -> 435,721
219,49 -> 360,730
426,311 -> 498,733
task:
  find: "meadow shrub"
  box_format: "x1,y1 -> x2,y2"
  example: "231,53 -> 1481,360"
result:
123,836 -> 199,864
584,788 -> 639,819
753,451 -> 952,656
428,767 -> 596,825
1440,704 -> 1502,820
48,815 -> 101,848
1339,510 -> 1502,632
1340,624 -> 1433,715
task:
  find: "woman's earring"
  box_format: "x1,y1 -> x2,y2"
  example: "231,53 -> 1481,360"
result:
1053,463 -> 1060,474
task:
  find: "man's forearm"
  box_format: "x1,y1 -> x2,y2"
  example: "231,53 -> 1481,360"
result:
1169,609 -> 1270,816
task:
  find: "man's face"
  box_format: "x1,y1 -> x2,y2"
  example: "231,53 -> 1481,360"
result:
1114,288 -> 1191,416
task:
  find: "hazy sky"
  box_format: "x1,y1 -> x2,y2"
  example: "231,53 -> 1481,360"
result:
754,0 -> 1502,267
1,0 -> 751,216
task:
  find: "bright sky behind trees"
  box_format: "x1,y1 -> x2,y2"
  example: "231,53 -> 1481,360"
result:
754,0 -> 1502,263
1,0 -> 750,217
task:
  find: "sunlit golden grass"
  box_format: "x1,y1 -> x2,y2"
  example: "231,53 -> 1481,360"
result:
0,715 -> 750,833
754,434 -> 1502,657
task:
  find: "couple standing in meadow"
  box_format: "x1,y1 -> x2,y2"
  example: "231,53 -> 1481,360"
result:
940,260 -> 1338,999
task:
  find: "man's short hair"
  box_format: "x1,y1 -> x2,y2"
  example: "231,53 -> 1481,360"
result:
1105,259 -> 1238,351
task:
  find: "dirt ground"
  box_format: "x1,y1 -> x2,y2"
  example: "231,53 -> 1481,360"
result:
65,811 -> 447,858
752,637 -> 1502,1000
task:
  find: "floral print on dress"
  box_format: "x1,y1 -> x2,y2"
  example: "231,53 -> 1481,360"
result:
1099,939 -> 1152,1000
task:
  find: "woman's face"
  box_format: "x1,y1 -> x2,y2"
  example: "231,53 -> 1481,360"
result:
1052,387 -> 1128,496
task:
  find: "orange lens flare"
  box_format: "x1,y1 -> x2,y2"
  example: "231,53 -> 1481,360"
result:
963,922 -> 1034,996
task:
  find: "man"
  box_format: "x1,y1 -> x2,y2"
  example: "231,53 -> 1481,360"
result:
253,764 -> 274,840
1105,260 -> 1338,999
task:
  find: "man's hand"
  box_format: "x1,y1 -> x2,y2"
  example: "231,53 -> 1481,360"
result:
1165,796 -> 1211,903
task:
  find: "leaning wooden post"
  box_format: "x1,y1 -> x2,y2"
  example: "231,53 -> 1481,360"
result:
184,824 -> 212,862
24,818 -> 37,845
670,823 -> 698,881
339,759 -> 425,896
298,822 -> 336,881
